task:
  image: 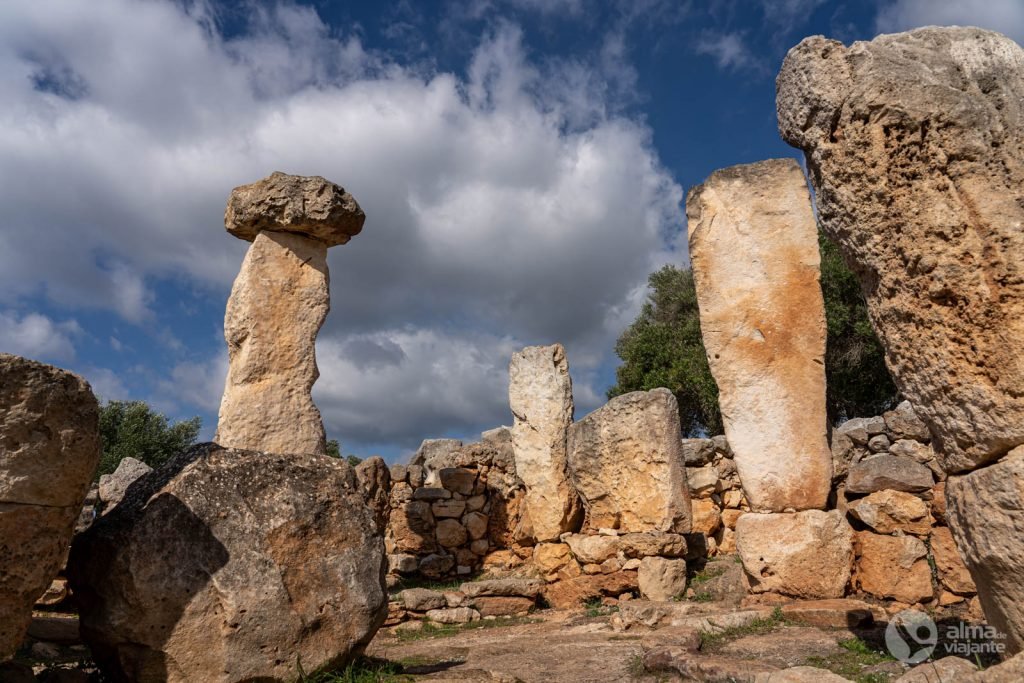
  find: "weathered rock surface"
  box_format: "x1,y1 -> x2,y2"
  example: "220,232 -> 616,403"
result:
846,455 -> 933,494
930,526 -> 977,595
567,389 -> 691,533
848,489 -> 933,535
777,28 -> 1024,472
0,354 -> 100,661
97,457 -> 152,513
355,456 -> 391,534
946,448 -> 1024,654
687,158 -> 831,511
68,444 -> 387,682
736,510 -> 853,599
215,230 -> 330,455
508,344 -> 579,541
854,531 -> 934,604
224,171 -> 365,246
638,557 -> 688,601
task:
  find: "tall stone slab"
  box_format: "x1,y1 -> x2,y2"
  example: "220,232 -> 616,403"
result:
567,389 -> 692,533
215,172 -> 365,455
0,354 -> 100,660
777,28 -> 1024,474
508,344 -> 579,542
778,27 -> 1024,654
687,158 -> 832,512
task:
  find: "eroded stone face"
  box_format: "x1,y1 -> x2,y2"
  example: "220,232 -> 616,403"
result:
225,171 -> 365,247
0,354 -> 100,660
777,27 -> 1024,473
508,344 -> 579,542
68,444 -> 387,682
687,158 -> 831,512
215,230 -> 329,455
568,389 -> 691,534
946,448 -> 1024,655
735,510 -> 853,599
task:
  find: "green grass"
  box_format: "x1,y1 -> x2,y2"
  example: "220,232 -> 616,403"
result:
803,636 -> 897,683
394,615 -> 537,642
689,565 -> 726,586
699,607 -> 787,651
386,577 -> 467,595
688,591 -> 714,603
296,656 -> 411,683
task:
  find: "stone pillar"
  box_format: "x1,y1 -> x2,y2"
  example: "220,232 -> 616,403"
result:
778,27 -> 1024,653
687,158 -> 832,512
0,354 -> 100,659
215,172 -> 365,455
508,344 -> 580,542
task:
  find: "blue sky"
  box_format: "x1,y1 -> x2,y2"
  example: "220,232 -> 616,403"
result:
1,0 -> 1021,462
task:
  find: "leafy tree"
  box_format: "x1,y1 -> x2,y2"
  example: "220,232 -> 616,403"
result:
609,231 -> 897,435
98,400 -> 202,477
326,439 -> 362,467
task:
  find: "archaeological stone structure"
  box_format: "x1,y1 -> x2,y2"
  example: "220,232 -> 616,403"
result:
68,444 -> 387,683
215,171 -> 365,455
687,158 -> 832,512
778,27 -> 1024,654
508,344 -> 580,542
567,388 -> 691,534
0,354 -> 100,660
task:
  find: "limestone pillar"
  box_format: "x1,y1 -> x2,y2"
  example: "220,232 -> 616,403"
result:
508,344 -> 580,542
215,172 -> 365,455
687,158 -> 832,512
778,27 -> 1024,654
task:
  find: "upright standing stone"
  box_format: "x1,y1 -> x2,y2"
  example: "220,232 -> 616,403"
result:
567,389 -> 692,533
777,28 -> 1024,474
687,158 -> 832,511
215,172 -> 365,455
778,27 -> 1024,654
508,344 -> 580,542
0,354 -> 100,660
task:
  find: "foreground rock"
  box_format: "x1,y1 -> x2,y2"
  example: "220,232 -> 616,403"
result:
735,510 -> 853,599
0,354 -> 100,660
509,344 -> 579,541
687,158 -> 831,511
68,444 -> 387,682
777,28 -> 1024,473
567,389 -> 691,533
946,448 -> 1024,654
215,172 -> 365,455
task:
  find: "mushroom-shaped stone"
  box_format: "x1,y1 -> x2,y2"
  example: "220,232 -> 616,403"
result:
225,171 -> 365,246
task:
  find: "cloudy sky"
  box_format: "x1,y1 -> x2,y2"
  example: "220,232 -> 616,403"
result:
1,0 -> 1020,462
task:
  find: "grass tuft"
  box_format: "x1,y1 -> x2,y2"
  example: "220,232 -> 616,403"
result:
698,607 -> 787,651
394,615 -> 537,642
803,636 -> 896,683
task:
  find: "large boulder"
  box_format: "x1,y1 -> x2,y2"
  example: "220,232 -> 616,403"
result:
854,532 -> 934,604
567,389 -> 692,533
68,444 -> 387,682
508,344 -> 580,541
735,510 -> 853,599
0,354 -> 100,660
97,457 -> 152,513
687,158 -> 832,511
777,28 -> 1024,473
946,448 -> 1024,655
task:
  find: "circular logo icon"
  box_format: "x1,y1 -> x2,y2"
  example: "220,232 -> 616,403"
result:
886,609 -> 938,664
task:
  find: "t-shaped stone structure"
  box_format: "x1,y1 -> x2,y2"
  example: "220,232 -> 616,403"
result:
215,172 -> 365,455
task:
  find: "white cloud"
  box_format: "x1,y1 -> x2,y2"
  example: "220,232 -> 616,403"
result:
694,31 -> 764,73
876,0 -> 1024,44
81,366 -> 129,402
0,0 -> 683,450
0,310 -> 81,361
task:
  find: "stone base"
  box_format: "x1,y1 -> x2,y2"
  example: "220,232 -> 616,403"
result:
735,510 -> 852,599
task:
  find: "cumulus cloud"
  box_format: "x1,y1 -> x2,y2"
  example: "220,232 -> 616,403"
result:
0,310 -> 81,361
0,0 -> 683,451
876,0 -> 1024,44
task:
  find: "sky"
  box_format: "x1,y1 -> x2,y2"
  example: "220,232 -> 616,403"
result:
1,0 -> 1021,463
